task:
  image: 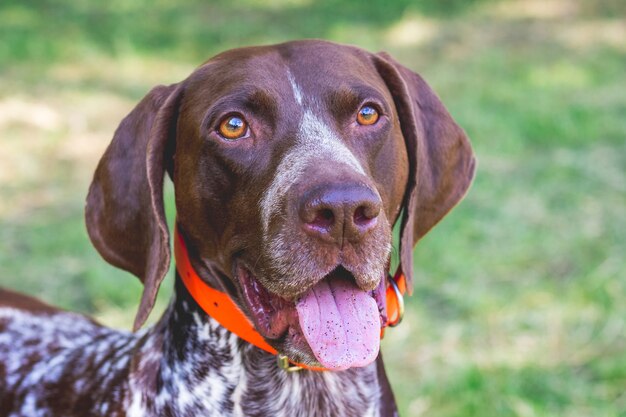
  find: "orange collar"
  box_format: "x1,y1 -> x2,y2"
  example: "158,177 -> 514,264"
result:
174,225 -> 406,372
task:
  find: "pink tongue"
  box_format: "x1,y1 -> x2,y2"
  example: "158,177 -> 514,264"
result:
296,277 -> 380,370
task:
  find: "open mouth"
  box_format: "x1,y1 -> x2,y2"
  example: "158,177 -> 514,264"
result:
238,264 -> 387,370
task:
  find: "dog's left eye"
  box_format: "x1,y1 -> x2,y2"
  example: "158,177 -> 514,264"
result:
218,114 -> 249,140
357,105 -> 379,126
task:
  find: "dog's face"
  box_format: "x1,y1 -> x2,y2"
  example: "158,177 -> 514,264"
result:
174,43 -> 408,368
86,40 -> 475,370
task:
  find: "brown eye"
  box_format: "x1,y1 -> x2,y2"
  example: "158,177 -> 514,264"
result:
218,115 -> 248,140
357,105 -> 379,125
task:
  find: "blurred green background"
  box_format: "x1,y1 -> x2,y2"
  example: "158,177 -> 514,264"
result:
1,0 -> 625,415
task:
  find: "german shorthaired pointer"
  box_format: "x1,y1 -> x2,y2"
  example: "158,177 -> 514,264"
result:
0,40 -> 475,416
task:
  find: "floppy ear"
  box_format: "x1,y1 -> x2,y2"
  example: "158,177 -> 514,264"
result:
374,53 -> 476,293
85,83 -> 184,331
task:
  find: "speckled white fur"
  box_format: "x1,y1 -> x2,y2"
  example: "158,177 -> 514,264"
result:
1,296 -> 384,417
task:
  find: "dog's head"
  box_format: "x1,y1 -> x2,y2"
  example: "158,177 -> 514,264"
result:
85,40 -> 475,370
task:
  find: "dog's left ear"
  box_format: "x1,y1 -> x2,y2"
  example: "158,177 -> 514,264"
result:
85,83 -> 184,331
374,53 -> 476,293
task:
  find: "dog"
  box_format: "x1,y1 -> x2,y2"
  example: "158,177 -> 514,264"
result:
0,40 -> 475,416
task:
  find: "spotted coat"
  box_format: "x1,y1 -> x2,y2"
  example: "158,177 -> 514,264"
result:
0,279 -> 397,417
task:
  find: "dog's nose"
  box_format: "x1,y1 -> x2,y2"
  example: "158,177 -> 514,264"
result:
298,184 -> 381,244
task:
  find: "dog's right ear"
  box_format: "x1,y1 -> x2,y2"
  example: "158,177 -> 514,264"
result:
85,83 -> 184,331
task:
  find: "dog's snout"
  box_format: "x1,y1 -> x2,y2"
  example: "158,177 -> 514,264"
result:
298,185 -> 381,244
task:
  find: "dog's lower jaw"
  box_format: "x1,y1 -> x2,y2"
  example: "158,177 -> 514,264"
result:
125,276 -> 396,417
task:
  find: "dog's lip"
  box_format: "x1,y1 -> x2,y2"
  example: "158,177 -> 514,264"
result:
237,263 -> 298,340
236,262 -> 387,345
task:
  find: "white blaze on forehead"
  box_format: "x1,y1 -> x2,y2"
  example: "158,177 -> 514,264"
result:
287,71 -> 303,105
299,111 -> 364,176
260,109 -> 365,233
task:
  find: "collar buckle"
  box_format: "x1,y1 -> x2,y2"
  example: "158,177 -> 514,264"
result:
277,354 -> 304,372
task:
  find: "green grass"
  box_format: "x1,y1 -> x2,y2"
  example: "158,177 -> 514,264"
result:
1,1 -> 625,415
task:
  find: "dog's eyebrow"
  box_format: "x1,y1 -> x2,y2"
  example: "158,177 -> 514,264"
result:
327,85 -> 388,113
216,88 -> 278,110
247,89 -> 278,110
204,88 -> 279,123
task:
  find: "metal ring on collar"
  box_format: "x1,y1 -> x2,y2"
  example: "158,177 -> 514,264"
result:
388,276 -> 405,327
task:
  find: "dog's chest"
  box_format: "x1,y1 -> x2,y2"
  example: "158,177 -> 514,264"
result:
129,303 -> 382,417
130,342 -> 381,417
234,350 -> 381,417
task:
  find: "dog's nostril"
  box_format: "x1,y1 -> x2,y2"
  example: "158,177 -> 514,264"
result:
353,205 -> 379,227
353,206 -> 367,225
310,208 -> 335,229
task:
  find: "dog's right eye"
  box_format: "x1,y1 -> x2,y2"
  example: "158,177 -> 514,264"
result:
218,114 -> 249,140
